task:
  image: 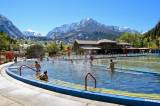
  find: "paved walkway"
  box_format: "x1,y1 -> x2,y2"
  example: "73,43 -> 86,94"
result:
0,63 -> 122,106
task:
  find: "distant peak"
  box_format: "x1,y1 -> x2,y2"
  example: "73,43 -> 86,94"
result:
26,29 -> 34,32
85,17 -> 93,21
26,29 -> 39,33
80,18 -> 97,24
81,17 -> 95,21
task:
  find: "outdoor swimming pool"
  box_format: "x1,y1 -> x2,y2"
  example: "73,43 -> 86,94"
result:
8,55 -> 160,94
94,55 -> 160,73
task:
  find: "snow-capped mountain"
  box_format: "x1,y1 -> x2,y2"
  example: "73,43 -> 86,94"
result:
47,18 -> 138,42
23,29 -> 51,41
0,14 -> 24,38
23,29 -> 42,37
118,27 -> 138,33
0,14 -> 49,41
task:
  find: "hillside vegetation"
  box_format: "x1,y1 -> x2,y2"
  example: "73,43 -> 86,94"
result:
117,21 -> 160,49
144,21 -> 160,48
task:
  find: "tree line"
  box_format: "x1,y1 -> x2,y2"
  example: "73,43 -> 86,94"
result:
117,21 -> 160,49
0,32 -> 19,51
0,31 -> 71,58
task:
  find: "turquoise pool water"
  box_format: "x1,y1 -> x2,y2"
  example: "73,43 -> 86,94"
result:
9,55 -> 160,94
94,55 -> 160,73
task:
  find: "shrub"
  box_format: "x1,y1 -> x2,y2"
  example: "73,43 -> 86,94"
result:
26,44 -> 44,58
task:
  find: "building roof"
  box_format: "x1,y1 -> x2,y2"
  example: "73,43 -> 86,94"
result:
75,39 -> 116,45
80,46 -> 101,50
75,40 -> 97,45
117,42 -> 131,46
138,48 -> 149,50
97,39 -> 116,44
126,47 -> 138,49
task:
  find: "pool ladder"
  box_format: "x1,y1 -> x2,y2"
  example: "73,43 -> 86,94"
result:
19,65 -> 36,76
85,73 -> 97,90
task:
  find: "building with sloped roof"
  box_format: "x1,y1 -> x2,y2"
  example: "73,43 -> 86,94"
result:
73,39 -> 121,54
73,39 -> 149,54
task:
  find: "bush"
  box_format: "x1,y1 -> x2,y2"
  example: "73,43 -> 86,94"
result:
26,44 -> 44,58
47,42 -> 60,56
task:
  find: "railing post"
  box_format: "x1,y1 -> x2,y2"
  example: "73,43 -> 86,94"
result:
20,66 -> 22,76
85,73 -> 96,90
85,75 -> 88,90
19,65 -> 36,76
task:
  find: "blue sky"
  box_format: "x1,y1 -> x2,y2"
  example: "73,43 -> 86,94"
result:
0,0 -> 160,35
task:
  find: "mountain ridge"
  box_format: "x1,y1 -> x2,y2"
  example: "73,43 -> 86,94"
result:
23,29 -> 43,37
0,14 -> 138,42
0,14 -> 24,39
47,18 -> 138,42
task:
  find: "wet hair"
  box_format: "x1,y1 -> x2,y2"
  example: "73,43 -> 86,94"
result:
44,71 -> 47,74
35,61 -> 38,63
110,59 -> 112,62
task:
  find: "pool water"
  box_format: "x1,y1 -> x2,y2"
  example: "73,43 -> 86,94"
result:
94,55 -> 160,73
9,55 -> 160,94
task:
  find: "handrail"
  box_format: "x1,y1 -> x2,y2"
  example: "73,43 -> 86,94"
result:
85,73 -> 96,90
19,65 -> 36,76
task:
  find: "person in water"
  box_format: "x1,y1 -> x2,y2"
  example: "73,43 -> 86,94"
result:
47,57 -> 49,61
70,59 -> 73,63
35,61 -> 41,72
39,71 -> 48,81
108,59 -> 116,80
90,55 -> 94,65
14,56 -> 17,63
109,59 -> 115,72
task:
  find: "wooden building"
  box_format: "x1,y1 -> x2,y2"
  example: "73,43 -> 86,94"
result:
73,40 -> 100,54
73,39 -> 149,55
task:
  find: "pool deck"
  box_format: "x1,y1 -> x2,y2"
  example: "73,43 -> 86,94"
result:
0,63 -> 122,106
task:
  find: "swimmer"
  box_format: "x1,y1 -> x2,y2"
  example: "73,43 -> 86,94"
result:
107,59 -> 116,80
39,71 -> 48,81
35,61 -> 41,72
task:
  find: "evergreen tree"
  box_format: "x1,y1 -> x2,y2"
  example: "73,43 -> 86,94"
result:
144,21 -> 160,48
0,32 -> 10,50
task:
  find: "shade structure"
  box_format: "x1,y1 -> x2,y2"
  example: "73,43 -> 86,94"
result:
80,46 -> 101,50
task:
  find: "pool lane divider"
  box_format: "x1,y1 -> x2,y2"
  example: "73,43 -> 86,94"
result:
6,68 -> 160,106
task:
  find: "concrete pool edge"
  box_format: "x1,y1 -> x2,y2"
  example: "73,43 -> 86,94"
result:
6,67 -> 160,106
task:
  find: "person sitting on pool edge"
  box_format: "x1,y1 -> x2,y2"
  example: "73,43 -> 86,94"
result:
39,71 -> 48,81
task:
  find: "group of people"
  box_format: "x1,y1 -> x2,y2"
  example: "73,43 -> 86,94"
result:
33,57 -> 115,81
34,61 -> 48,81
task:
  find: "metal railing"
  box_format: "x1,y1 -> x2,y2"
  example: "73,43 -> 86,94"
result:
19,65 -> 36,76
85,73 -> 96,90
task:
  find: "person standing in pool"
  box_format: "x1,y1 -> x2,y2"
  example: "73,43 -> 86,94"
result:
108,59 -> 116,80
35,61 -> 41,73
109,59 -> 115,72
14,56 -> 17,63
90,55 -> 94,65
70,59 -> 73,64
